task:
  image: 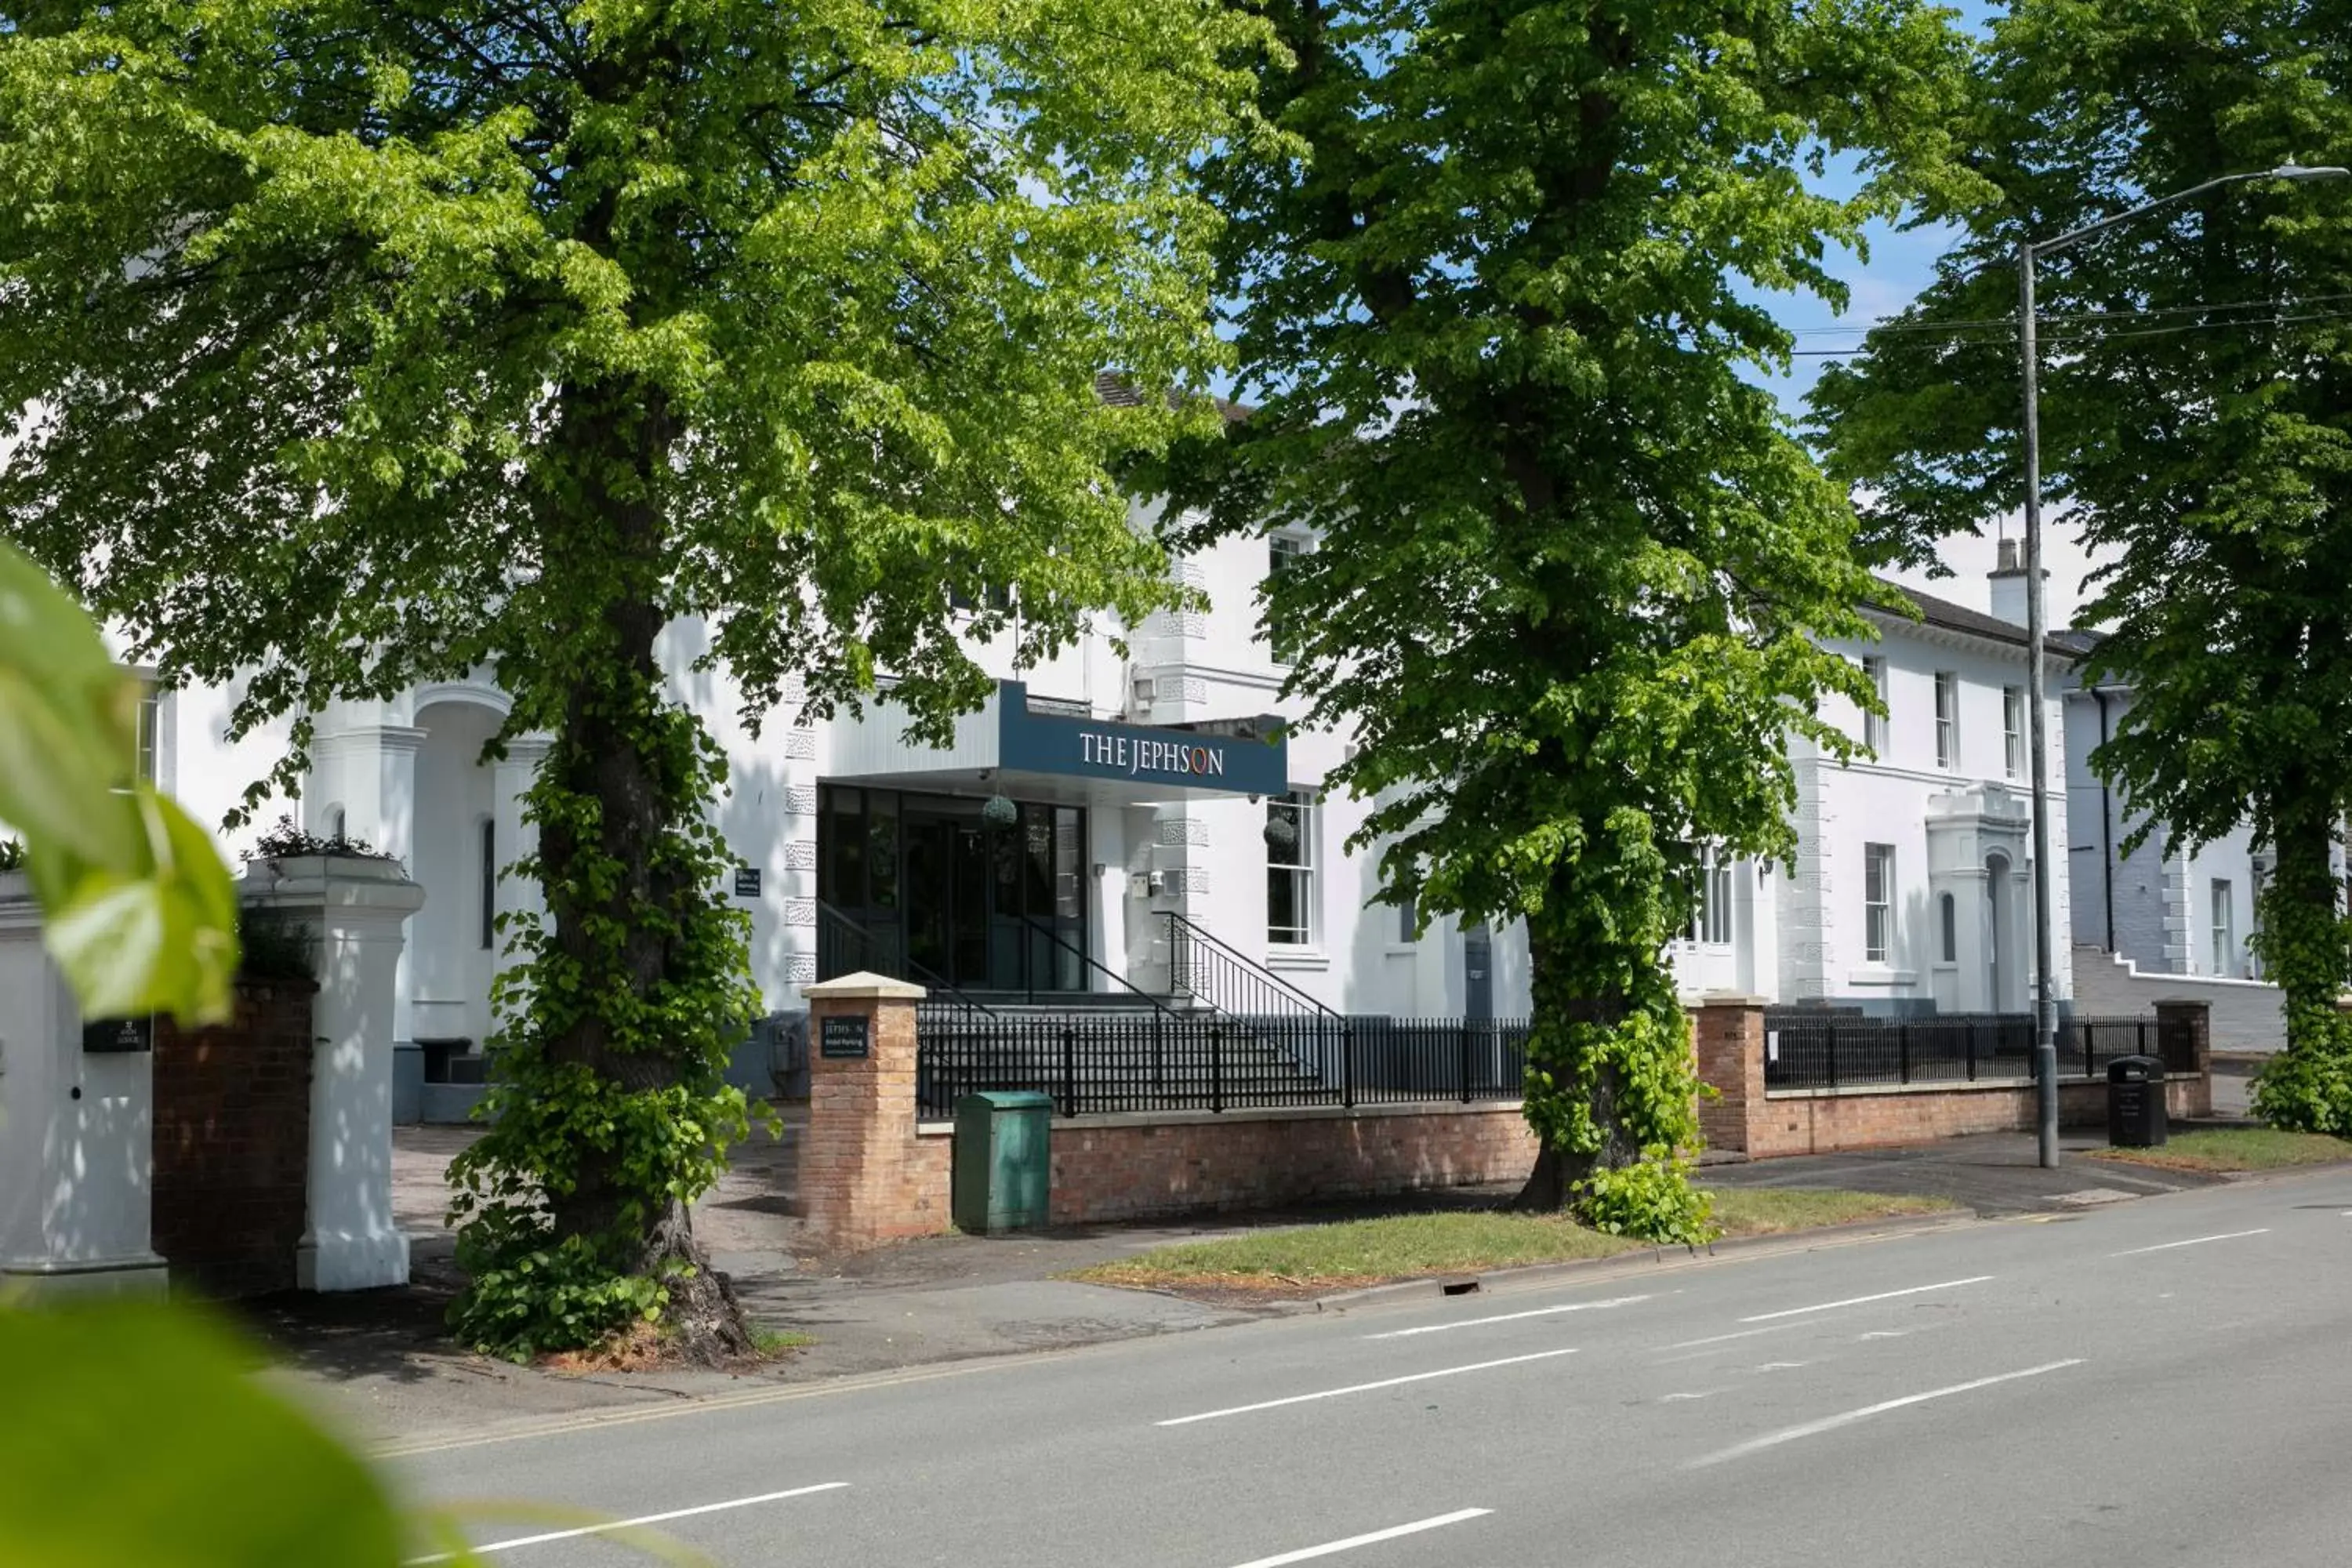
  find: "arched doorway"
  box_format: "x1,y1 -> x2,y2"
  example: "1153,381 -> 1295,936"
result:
1984,851 -> 2015,1012
408,699 -> 506,1050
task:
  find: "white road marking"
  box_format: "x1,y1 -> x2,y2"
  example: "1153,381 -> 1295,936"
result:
1659,1390 -> 1722,1403
1738,1276 -> 1994,1323
403,1483 -> 850,1563
1751,1361 -> 1812,1373
2112,1228 -> 2270,1257
1157,1348 -> 1578,1426
1226,1509 -> 1494,1568
1659,1323 -> 1802,1353
1364,1294 -> 1651,1339
1688,1361 -> 2085,1468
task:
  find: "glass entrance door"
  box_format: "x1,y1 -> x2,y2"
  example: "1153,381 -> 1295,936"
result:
824,786 -> 1087,993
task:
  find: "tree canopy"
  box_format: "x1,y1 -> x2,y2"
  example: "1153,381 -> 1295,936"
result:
1160,0 -> 1975,1236
0,0 -> 1266,1355
1809,0 -> 2352,1127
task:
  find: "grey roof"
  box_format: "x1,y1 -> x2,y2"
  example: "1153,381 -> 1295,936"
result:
1866,577 -> 2081,658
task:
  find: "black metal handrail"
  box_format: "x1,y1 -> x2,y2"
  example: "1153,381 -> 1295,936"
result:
1163,910 -> 1341,1022
814,901 -> 995,1018
1006,916 -> 1185,1018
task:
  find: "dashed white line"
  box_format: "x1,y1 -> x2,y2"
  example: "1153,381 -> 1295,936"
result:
1688,1361 -> 2085,1468
1157,1348 -> 1578,1426
1738,1276 -> 1994,1323
1364,1294 -> 1651,1339
402,1483 -> 850,1563
1225,1508 -> 1494,1568
2111,1228 -> 2270,1257
1658,1323 -> 1802,1353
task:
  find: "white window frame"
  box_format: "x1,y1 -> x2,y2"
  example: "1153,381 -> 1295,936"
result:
1688,846 -> 1733,946
2211,878 -> 2234,977
1934,671 -> 1958,770
135,684 -> 162,785
1266,789 -> 1319,947
1864,843 -> 1895,963
1860,656 -> 1888,753
2002,686 -> 2024,779
1267,533 -> 1308,665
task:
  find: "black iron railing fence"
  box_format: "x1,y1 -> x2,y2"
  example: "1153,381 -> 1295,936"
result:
1762,1011 -> 2191,1091
914,1011 -> 1532,1120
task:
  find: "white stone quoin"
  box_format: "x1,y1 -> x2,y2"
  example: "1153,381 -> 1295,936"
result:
0,875 -> 170,1297
241,854 -> 426,1290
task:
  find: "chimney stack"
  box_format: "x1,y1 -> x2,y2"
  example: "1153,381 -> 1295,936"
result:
1989,535 -> 2038,626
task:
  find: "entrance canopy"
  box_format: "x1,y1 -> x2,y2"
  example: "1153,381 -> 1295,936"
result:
830,681 -> 1289,802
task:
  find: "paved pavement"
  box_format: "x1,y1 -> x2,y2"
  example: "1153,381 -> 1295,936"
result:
1700,1127 -> 2232,1215
383,1165 -> 2352,1567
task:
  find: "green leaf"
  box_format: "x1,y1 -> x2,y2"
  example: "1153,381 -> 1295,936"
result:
32,787 -> 241,1024
0,1304 -> 404,1568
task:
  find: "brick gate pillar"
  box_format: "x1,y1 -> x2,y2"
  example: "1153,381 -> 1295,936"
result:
2154,997 -> 2214,1119
798,972 -> 943,1249
1691,993 -> 1768,1156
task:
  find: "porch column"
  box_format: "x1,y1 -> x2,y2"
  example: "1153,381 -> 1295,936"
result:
0,880 -> 169,1298
241,855 -> 426,1290
490,735 -> 551,995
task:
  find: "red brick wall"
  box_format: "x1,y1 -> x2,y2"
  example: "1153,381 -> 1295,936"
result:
1693,1001 -> 1765,1155
1038,1105 -> 1539,1224
1747,1076 -> 2206,1157
151,981 -> 316,1298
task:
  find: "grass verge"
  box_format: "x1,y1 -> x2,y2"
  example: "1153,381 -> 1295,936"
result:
2086,1127 -> 2352,1173
1066,1188 -> 1958,1296
749,1327 -> 815,1356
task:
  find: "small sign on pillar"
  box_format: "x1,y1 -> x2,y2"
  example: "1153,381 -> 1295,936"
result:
819,1014 -> 870,1060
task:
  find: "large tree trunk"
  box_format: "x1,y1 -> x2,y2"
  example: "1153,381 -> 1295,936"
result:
1513,873 -> 1642,1211
2248,774 -> 2352,1134
524,383 -> 754,1362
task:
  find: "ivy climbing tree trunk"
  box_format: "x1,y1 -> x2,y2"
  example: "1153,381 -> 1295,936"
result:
1,2 -> 1269,1358
2251,782 -> 2352,1133
1152,0 -> 1968,1241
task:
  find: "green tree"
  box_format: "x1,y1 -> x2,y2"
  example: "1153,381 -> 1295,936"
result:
1808,0 -> 2352,1130
0,1 -> 1265,1357
1156,0 -> 1973,1236
0,539 -> 238,1022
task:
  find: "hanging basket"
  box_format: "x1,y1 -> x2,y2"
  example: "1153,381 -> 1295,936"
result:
1262,812 -> 1298,850
981,793 -> 1020,829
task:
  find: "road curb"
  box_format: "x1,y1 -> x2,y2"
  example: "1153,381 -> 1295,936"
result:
1297,1209 -> 1980,1313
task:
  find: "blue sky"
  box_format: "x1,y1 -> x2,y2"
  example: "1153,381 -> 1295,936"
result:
1744,1 -> 2111,625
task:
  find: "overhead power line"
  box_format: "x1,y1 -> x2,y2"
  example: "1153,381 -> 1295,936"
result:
1784,303 -> 2352,357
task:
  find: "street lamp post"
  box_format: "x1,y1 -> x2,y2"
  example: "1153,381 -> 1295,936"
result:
2016,164 -> 2349,1170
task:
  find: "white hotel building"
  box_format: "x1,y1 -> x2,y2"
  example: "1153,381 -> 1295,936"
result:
120,516 -> 2287,1088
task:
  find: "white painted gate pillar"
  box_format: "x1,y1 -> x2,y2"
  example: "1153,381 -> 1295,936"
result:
0,877 -> 169,1297
241,855 -> 426,1290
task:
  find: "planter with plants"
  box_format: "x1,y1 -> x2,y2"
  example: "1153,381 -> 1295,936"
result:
238,816 -> 407,886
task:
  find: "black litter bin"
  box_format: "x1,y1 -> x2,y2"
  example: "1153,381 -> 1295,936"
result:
2107,1054 -> 2168,1148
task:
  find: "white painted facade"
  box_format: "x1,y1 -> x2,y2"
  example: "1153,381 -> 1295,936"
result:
2063,661 -> 2295,1051
45,517 -> 2245,1069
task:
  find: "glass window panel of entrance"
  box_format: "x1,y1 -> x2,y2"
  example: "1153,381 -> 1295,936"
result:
819,786 -> 1087,992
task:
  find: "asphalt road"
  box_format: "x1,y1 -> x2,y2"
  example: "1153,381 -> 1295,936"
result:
390,1170 -> 2352,1568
